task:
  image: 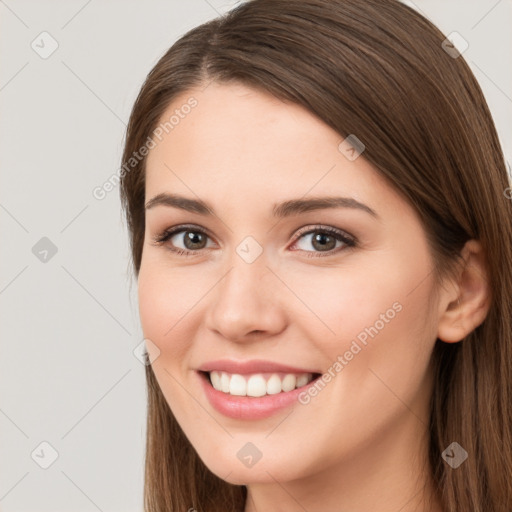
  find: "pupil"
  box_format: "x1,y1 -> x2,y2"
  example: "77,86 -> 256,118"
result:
186,231 -> 204,249
313,233 -> 335,251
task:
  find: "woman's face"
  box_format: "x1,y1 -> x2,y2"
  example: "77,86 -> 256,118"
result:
138,82 -> 441,486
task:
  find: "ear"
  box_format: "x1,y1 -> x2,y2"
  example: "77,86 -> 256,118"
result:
437,239 -> 492,343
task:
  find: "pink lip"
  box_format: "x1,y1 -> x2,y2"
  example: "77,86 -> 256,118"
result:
196,369 -> 322,421
197,359 -> 319,375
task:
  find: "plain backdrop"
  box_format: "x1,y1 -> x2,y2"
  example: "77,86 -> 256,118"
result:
1,1 -> 511,511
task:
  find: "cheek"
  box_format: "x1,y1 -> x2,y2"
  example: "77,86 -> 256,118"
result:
137,261 -> 201,361
137,262 -> 206,421
284,258 -> 426,339
276,260 -> 437,464
315,264 -> 437,429
288,248 -> 438,381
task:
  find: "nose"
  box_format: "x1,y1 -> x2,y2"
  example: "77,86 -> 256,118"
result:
204,253 -> 288,343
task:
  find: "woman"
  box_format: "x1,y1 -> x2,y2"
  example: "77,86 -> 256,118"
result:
120,0 -> 512,510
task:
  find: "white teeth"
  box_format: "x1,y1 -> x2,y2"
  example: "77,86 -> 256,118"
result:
296,374 -> 309,387
229,374 -> 247,396
220,372 -> 230,393
266,374 -> 282,395
210,370 -> 221,390
208,371 -> 315,396
281,374 -> 296,392
247,374 -> 267,397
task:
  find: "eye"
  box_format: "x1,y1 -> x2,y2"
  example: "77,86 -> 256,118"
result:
290,225 -> 356,257
152,225 -> 214,256
152,223 -> 356,258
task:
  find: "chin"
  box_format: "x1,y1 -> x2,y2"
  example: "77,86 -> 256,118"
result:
196,446 -> 307,485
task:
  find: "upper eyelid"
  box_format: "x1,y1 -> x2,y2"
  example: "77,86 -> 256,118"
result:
293,224 -> 353,239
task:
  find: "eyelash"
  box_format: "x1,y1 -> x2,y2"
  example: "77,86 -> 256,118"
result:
151,224 -> 357,258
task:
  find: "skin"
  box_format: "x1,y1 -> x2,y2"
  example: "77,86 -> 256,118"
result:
138,82 -> 490,512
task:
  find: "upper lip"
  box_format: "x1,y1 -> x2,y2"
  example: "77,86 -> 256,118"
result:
197,359 -> 320,375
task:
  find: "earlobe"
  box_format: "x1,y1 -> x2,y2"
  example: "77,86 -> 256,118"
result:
436,240 -> 491,343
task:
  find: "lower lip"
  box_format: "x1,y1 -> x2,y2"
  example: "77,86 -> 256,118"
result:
198,371 -> 320,420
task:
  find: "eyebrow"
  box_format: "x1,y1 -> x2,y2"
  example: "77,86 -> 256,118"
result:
144,193 -> 378,218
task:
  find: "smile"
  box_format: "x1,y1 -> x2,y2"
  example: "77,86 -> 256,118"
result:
207,370 -> 317,397
198,370 -> 322,420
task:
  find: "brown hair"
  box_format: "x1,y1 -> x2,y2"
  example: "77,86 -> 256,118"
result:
120,1 -> 512,510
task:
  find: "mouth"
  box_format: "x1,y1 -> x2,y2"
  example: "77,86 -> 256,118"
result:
196,358 -> 325,420
196,370 -> 321,421
200,370 -> 322,397
197,369 -> 323,420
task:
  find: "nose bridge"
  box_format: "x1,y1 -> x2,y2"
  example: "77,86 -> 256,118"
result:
218,239 -> 271,310
205,239 -> 285,340
221,231 -> 271,292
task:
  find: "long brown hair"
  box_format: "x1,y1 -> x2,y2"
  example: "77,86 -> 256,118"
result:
120,1 -> 512,510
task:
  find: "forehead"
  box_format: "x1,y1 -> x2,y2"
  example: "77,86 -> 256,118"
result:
147,82 -> 337,167
144,82 -> 404,219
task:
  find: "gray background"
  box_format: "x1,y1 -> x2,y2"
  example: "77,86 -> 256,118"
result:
1,1 -> 510,511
